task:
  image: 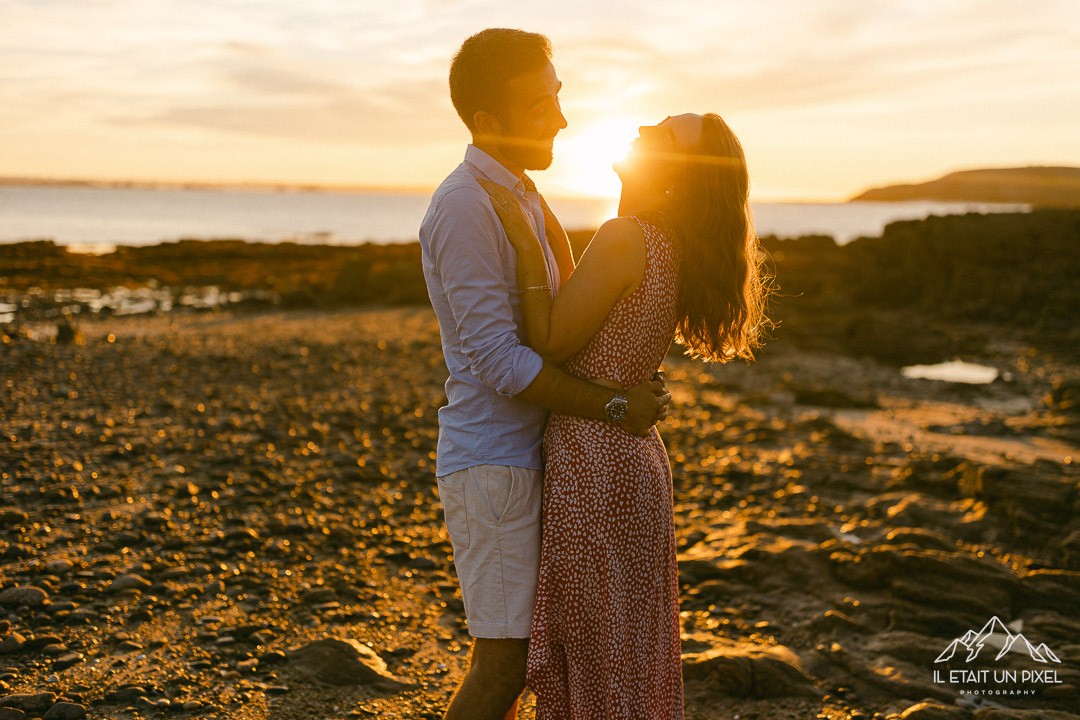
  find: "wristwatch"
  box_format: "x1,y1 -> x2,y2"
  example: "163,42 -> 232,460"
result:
604,392 -> 629,423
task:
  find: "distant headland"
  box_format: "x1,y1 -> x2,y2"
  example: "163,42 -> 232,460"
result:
850,166 -> 1080,207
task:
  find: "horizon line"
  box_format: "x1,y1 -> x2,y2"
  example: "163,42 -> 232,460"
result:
0,174 -> 440,196
0,174 -> 856,203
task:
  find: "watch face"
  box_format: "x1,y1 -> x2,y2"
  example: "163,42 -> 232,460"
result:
606,395 -> 628,422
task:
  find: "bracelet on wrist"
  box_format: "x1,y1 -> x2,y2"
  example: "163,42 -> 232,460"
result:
519,285 -> 552,295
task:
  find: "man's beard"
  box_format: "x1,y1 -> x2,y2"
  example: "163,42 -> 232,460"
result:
498,137 -> 554,171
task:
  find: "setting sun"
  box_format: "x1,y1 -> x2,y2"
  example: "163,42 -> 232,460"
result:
548,116 -> 646,198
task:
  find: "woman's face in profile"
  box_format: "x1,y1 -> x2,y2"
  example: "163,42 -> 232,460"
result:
615,114 -> 704,193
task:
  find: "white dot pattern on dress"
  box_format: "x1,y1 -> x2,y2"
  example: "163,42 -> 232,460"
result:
527,215 -> 684,719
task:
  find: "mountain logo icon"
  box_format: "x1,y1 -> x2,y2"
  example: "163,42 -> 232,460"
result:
935,616 -> 1062,664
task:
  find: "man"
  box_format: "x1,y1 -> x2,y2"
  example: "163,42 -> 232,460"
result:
418,28 -> 670,720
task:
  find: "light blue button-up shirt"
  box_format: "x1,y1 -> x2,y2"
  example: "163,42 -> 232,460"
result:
419,145 -> 563,477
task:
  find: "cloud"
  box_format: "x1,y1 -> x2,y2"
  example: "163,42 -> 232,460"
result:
1,0 -> 1078,195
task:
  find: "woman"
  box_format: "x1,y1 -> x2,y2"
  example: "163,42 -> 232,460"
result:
479,112 -> 769,719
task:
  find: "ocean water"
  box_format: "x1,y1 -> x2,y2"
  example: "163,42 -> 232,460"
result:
0,185 -> 1029,254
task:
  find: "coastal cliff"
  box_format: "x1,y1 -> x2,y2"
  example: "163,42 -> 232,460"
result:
850,167 -> 1080,208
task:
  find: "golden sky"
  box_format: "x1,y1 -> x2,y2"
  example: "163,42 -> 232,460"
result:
2,0 -> 1078,200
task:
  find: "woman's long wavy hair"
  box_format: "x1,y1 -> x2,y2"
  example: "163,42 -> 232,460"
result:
656,113 -> 771,363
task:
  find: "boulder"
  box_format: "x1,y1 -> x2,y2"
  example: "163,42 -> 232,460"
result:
287,638 -> 411,689
681,642 -> 817,698
896,702 -> 973,719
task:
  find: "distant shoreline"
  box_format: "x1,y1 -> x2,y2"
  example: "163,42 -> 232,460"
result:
0,175 -> 437,195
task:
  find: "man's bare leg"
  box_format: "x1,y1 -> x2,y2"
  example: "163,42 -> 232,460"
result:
444,638 -> 528,720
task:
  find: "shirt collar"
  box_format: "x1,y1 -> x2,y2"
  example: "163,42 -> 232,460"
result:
465,145 -> 532,195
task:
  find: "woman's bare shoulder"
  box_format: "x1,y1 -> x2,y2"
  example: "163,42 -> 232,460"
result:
588,215 -> 646,253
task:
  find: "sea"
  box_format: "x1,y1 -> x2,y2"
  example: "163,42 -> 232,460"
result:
0,184 -> 1030,254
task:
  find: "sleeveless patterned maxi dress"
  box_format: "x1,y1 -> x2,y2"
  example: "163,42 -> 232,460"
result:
527,215 -> 684,719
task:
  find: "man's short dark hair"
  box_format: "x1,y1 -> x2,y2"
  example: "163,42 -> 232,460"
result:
449,28 -> 552,133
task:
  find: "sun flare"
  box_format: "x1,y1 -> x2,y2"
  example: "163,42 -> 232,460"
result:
548,116 -> 647,198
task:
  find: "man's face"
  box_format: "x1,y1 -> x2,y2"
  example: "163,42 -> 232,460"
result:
493,61 -> 567,171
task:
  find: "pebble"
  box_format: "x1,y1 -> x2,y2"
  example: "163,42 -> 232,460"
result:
0,635 -> 25,655
42,562 -> 73,576
259,649 -> 287,664
53,653 -> 83,671
108,574 -> 151,592
104,687 -> 144,702
301,587 -> 337,604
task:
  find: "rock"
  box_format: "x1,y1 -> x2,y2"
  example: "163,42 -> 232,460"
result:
53,652 -> 83,670
287,638 -> 412,688
55,319 -> 84,345
259,649 -> 287,664
0,509 -> 28,528
1018,569 -> 1080,615
829,546 -> 1018,617
42,703 -> 86,720
0,708 -> 26,720
681,641 -> 817,698
862,632 -> 944,667
956,464 -> 1076,526
406,556 -> 437,570
109,574 -> 151,592
0,634 -> 25,654
42,561 -> 73,576
1059,529 -> 1080,570
301,588 -> 337,605
1050,377 -> 1080,414
0,693 -> 55,712
972,710 -> 1080,720
789,384 -> 878,408
897,702 -> 972,719
105,687 -> 145,702
224,528 -> 260,546
22,635 -> 63,651
250,631 -> 274,645
0,587 -> 48,607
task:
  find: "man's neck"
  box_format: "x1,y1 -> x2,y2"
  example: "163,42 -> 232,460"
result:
472,138 -> 525,179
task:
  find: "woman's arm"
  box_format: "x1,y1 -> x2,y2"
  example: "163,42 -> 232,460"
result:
478,179 -> 646,364
528,217 -> 645,362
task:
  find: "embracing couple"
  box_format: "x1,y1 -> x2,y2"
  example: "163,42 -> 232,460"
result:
419,28 -> 768,720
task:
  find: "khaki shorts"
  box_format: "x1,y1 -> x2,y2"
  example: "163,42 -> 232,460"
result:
436,464 -> 543,638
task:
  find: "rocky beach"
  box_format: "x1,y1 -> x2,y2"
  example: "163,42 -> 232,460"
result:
2,210 -> 1080,719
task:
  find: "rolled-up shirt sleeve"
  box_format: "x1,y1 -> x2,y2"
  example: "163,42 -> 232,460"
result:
427,186 -> 544,397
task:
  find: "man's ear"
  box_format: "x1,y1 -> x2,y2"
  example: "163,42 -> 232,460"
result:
473,110 -> 502,136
